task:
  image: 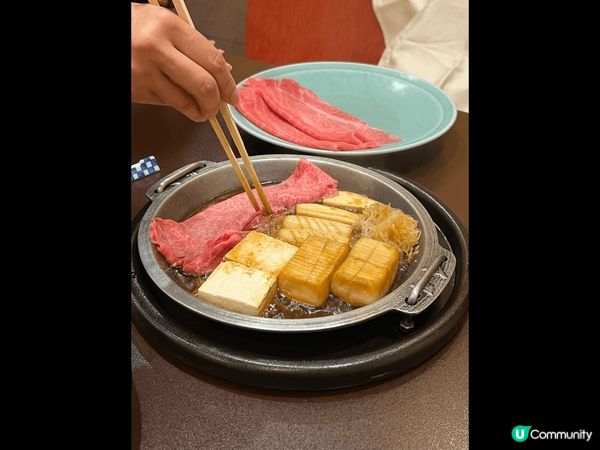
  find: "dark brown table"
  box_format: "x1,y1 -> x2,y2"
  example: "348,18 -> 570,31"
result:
132,54 -> 469,449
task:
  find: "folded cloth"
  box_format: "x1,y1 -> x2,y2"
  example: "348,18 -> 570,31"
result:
373,0 -> 468,112
131,156 -> 160,181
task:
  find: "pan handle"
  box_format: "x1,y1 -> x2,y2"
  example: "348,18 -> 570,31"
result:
407,254 -> 446,305
393,246 -> 457,316
146,160 -> 216,200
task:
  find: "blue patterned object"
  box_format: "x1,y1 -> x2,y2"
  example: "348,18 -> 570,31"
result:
131,156 -> 160,181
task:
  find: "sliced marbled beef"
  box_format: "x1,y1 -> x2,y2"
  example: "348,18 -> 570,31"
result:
150,159 -> 338,274
237,78 -> 399,151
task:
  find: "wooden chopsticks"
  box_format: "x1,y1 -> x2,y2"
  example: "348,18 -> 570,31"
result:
147,0 -> 272,214
217,105 -> 272,214
207,116 -> 262,210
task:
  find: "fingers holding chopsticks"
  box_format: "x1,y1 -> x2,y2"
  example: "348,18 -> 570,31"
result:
131,3 -> 238,122
161,48 -> 224,121
152,72 -> 206,122
171,22 -> 239,106
137,0 -> 271,213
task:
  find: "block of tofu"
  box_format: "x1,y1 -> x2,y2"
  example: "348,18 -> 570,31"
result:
282,215 -> 353,241
276,228 -> 351,247
295,203 -> 360,225
322,191 -> 381,212
224,230 -> 298,276
331,237 -> 400,307
196,261 -> 277,316
278,235 -> 349,307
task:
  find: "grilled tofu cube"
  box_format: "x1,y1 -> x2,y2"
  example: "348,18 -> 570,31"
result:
276,228 -> 351,247
282,215 -> 353,240
225,230 -> 298,276
278,235 -> 349,307
322,191 -> 380,212
331,237 -> 399,307
276,228 -> 312,247
295,203 -> 360,225
196,261 -> 277,316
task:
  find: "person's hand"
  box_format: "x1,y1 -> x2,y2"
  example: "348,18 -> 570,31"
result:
131,3 -> 238,122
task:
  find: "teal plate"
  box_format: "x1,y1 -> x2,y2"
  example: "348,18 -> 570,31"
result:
230,62 -> 457,157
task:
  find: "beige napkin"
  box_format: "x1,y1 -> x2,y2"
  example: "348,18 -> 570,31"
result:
373,0 -> 468,112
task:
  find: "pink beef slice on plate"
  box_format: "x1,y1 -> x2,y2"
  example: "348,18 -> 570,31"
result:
236,86 -> 366,150
149,159 -> 338,274
237,77 -> 400,150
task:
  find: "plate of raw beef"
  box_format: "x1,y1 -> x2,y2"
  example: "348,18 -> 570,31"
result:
231,62 -> 457,156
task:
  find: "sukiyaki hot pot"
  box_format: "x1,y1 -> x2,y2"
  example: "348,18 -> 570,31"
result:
137,155 -> 455,333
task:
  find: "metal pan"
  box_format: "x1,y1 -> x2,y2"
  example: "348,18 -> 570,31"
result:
137,155 -> 456,333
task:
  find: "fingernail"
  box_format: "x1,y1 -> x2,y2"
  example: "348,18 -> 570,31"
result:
226,63 -> 232,70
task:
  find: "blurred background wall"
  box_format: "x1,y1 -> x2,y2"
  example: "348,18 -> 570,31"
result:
186,0 -> 248,56
184,0 -> 385,63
